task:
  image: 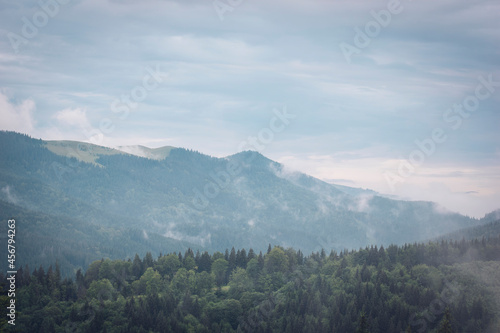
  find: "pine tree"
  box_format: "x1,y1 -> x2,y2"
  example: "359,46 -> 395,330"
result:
132,254 -> 143,278
144,252 -> 154,268
438,308 -> 453,333
247,248 -> 256,261
237,248 -> 247,268
228,247 -> 237,272
356,312 -> 370,333
55,262 -> 61,287
198,251 -> 212,273
195,250 -> 201,265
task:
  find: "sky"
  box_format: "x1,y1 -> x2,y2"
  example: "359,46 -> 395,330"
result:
0,0 -> 499,218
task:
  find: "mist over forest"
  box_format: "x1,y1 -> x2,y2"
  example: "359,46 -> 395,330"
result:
1,0 -> 500,331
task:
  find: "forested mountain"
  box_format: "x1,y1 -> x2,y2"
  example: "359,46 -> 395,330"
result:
2,236 -> 499,332
0,131 -> 494,276
0,200 -> 204,278
434,219 -> 500,242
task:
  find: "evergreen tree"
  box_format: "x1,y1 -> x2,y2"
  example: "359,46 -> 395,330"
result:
144,252 -> 154,269
198,251 -> 212,273
356,312 -> 370,333
247,248 -> 256,261
228,247 -> 237,273
132,254 -> 143,278
438,308 -> 453,333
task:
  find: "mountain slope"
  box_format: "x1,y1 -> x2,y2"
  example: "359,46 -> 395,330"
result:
433,219 -> 500,242
0,198 -> 205,277
0,131 -> 491,274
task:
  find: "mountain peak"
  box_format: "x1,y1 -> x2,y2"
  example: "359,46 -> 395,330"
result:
227,150 -> 274,162
115,145 -> 176,160
226,150 -> 279,170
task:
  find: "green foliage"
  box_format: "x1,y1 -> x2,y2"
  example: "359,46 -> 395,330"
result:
228,267 -> 253,299
212,258 -> 229,287
87,279 -> 116,301
437,308 -> 453,333
156,253 -> 181,278
134,267 -> 163,295
4,233 -> 500,332
205,299 -> 243,329
356,312 -> 370,333
264,247 -> 289,274
170,268 -> 195,297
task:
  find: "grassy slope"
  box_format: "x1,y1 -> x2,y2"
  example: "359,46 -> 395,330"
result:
44,140 -> 128,166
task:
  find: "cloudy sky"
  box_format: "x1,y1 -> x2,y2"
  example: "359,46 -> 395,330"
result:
1,0 -> 499,217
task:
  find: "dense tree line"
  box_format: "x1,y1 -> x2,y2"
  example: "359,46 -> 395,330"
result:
1,236 -> 499,332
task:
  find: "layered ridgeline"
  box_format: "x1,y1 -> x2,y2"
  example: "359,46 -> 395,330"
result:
0,131 -> 492,275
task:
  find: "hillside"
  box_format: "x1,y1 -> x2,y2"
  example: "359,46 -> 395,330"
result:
434,219 -> 500,242
0,131 -> 493,275
0,199 -> 205,277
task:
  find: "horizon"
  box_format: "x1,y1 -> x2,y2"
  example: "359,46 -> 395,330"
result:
1,0 -> 499,218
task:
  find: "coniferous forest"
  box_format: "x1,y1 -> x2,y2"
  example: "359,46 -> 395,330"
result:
2,235 -> 499,332
2,0 -> 500,332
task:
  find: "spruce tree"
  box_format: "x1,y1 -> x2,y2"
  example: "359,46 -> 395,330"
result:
438,308 -> 453,333
356,312 -> 370,333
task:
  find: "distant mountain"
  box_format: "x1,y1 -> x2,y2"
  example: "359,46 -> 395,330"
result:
480,209 -> 500,224
0,131 -> 493,274
433,219 -> 500,242
327,182 -> 379,197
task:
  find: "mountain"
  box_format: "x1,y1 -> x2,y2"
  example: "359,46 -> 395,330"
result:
0,200 -> 203,277
115,145 -> 175,160
433,219 -> 500,242
0,131 -> 492,274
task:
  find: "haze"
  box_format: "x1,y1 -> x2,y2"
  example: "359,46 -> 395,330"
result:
1,0 -> 499,217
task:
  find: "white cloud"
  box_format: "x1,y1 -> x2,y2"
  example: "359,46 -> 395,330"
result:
53,108 -> 90,129
0,92 -> 35,133
274,153 -> 500,218
349,194 -> 374,213
1,185 -> 19,205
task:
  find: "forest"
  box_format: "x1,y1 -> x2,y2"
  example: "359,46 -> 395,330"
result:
1,234 -> 499,332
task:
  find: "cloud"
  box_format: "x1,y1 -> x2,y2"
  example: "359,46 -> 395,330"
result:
0,92 -> 35,133
269,162 -> 302,182
323,178 -> 356,185
392,181 -> 500,218
348,194 -> 374,213
1,186 -> 19,205
53,108 -> 90,129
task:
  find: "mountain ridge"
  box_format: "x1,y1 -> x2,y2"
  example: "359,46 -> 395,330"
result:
1,131 -> 496,275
